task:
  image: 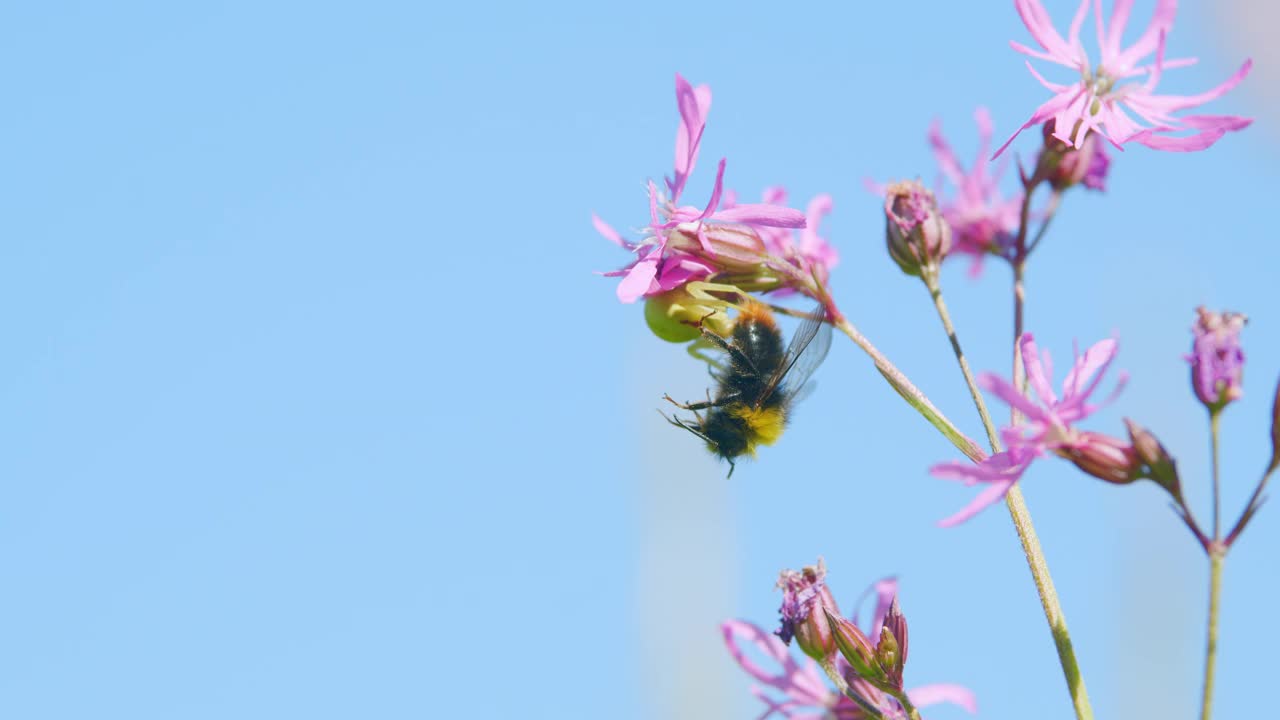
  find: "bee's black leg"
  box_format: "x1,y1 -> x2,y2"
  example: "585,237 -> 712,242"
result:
725,458 -> 736,479
660,410 -> 715,445
699,327 -> 761,377
663,392 -> 737,411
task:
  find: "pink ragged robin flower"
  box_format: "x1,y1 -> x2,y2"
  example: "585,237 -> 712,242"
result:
724,576 -> 977,720
928,108 -> 1023,276
594,74 -> 808,303
932,332 -> 1128,525
996,0 -> 1253,157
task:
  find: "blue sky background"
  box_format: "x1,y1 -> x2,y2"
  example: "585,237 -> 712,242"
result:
0,1 -> 1275,718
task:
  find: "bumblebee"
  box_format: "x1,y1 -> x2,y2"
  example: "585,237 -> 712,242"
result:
664,301 -> 832,476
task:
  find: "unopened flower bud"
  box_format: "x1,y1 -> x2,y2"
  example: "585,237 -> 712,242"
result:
841,674 -> 890,719
880,596 -> 908,685
1059,432 -> 1140,485
666,223 -> 769,274
1037,120 -> 1110,192
884,180 -> 952,278
825,608 -> 883,682
1125,418 -> 1182,499
876,626 -> 902,689
643,286 -> 734,343
775,559 -> 840,662
1188,306 -> 1247,411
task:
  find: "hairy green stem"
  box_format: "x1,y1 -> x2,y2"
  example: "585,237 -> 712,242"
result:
829,315 -> 985,464
925,278 -> 1001,449
928,263 -> 1093,720
1200,550 -> 1224,720
1006,185 -> 1095,720
1210,411 -> 1223,539
1200,412 -> 1226,720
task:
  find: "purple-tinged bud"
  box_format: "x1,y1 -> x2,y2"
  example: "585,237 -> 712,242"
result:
775,559 -> 840,662
1037,120 -> 1110,192
1124,418 -> 1183,499
884,180 -> 952,278
879,596 -> 908,688
824,608 -> 883,683
1058,431 -> 1141,485
1188,306 -> 1247,411
839,674 -> 890,719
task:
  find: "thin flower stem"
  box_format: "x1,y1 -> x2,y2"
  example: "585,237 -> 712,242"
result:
1200,413 -> 1226,720
1224,465 -> 1275,546
829,314 -> 985,464
1003,485 -> 1093,720
1025,190 -> 1063,258
1200,550 -> 1224,720
926,262 -> 1093,720
1006,185 -> 1095,720
1210,411 -> 1223,539
893,689 -> 924,720
925,278 -> 1001,449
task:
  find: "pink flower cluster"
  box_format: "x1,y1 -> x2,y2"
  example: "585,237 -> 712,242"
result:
725,573 -> 976,720
595,75 -> 836,303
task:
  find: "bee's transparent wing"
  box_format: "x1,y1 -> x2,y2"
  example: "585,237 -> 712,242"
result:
757,306 -> 832,407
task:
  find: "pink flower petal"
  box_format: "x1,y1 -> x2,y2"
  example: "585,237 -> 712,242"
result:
592,214 -> 629,248
907,683 -> 979,714
936,477 -> 1018,528
616,258 -> 657,303
1020,333 -> 1061,406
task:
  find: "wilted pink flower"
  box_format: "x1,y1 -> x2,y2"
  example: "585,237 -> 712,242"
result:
929,108 -> 1022,275
724,577 -> 977,720
595,74 -> 808,303
1188,306 -> 1247,409
996,0 -> 1253,157
932,333 -> 1128,525
776,558 -> 841,661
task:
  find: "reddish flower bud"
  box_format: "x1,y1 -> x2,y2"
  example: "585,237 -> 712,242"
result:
1059,431 -> 1140,485
775,559 -> 840,662
884,180 -> 952,278
1124,418 -> 1183,499
1037,120 -> 1109,192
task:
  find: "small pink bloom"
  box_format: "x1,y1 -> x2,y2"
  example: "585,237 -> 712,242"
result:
929,108 -> 1023,276
596,75 -> 808,303
996,0 -> 1253,157
724,577 -> 977,720
932,333 -> 1128,525
989,333 -> 1128,452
